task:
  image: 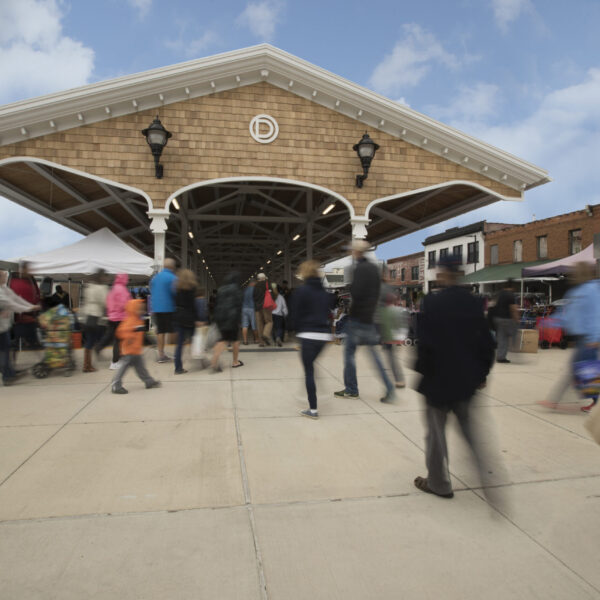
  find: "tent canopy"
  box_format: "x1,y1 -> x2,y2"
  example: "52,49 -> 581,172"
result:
463,260 -> 553,284
521,244 -> 595,277
13,228 -> 153,278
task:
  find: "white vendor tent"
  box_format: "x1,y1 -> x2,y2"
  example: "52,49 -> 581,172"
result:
13,228 -> 154,278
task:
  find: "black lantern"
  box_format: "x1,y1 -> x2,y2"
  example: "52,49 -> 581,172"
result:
353,132 -> 379,188
141,116 -> 172,179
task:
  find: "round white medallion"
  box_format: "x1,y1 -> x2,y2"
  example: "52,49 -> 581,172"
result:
249,114 -> 279,144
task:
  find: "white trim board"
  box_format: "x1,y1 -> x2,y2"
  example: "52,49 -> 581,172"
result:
0,45 -> 549,194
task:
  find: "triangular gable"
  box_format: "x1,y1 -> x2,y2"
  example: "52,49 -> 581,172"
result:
0,45 -> 548,194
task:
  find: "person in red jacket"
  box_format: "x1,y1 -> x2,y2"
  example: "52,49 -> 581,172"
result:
97,273 -> 131,369
9,262 -> 41,350
112,299 -> 160,394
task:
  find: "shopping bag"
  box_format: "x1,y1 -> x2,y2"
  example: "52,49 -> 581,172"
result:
574,359 -> 600,398
584,403 -> 600,445
205,324 -> 220,350
191,326 -> 207,358
263,280 -> 276,311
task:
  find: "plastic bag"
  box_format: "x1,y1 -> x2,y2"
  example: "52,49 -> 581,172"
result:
191,326 -> 208,358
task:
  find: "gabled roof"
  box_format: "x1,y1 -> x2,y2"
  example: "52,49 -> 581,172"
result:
0,45 -> 549,193
423,221 -> 488,245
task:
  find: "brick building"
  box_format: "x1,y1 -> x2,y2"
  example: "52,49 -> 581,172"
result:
485,204 -> 600,266
0,45 -> 549,286
386,251 -> 425,303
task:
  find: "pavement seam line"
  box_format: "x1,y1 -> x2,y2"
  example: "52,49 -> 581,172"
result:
230,372 -> 270,600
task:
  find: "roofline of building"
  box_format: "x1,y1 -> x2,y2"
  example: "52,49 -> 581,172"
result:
0,44 -> 549,193
422,220 -> 488,246
387,251 -> 425,263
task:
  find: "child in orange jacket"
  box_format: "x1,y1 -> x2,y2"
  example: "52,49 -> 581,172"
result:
112,299 -> 160,394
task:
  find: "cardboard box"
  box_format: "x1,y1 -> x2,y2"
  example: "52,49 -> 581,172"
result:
518,328 -> 538,353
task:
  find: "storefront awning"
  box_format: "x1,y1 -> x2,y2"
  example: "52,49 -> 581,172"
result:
462,260 -> 553,284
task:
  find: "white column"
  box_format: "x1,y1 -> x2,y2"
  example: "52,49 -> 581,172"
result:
350,217 -> 370,240
148,209 -> 170,270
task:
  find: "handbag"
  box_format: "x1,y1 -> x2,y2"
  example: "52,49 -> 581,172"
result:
191,326 -> 208,358
584,403 -> 600,445
263,280 -> 276,312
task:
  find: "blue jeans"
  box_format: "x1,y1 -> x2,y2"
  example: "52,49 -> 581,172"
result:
0,331 -> 16,382
343,319 -> 393,395
300,338 -> 327,410
175,325 -> 194,372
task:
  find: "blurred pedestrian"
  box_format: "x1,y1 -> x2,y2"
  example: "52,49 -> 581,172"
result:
112,299 -> 161,394
291,261 -> 335,419
173,269 -> 198,375
211,272 -> 244,371
9,262 -> 42,350
51,285 -> 70,309
271,283 -> 288,346
150,258 -> 177,363
414,256 -> 496,499
334,240 -> 395,403
242,279 -> 258,345
97,273 -> 131,369
79,269 -> 108,373
494,279 -> 518,363
378,291 -> 408,388
253,272 -> 273,346
0,270 -> 40,385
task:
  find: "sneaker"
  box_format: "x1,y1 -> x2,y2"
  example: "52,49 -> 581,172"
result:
380,391 -> 397,404
262,336 -> 271,346
497,358 -> 511,364
157,356 -> 172,364
109,361 -> 121,370
300,409 -> 319,419
145,380 -> 161,389
581,401 -> 597,413
211,365 -> 223,373
276,338 -> 283,347
174,369 -> 188,374
334,389 -> 360,399
112,387 -> 128,394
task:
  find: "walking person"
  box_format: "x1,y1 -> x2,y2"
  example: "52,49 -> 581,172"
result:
173,269 -> 199,374
241,279 -> 258,345
97,273 -> 131,369
334,240 -> 395,403
150,258 -> 177,363
378,291 -> 407,388
79,269 -> 109,373
0,270 -> 40,385
253,272 -> 274,346
413,256 -> 496,499
211,272 -> 244,371
291,261 -> 335,419
9,262 -> 42,350
494,279 -> 518,363
271,283 -> 288,347
112,299 -> 161,394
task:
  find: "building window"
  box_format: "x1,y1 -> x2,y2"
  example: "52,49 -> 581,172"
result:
453,245 -> 463,263
411,266 -> 419,280
467,241 -> 479,264
389,269 -> 397,280
490,244 -> 499,265
569,229 -> 582,255
513,240 -> 523,262
401,268 -> 405,281
439,248 -> 448,261
537,235 -> 547,259
428,250 -> 436,269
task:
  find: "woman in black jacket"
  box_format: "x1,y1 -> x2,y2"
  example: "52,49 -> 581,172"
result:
174,269 -> 198,374
290,261 -> 335,419
211,271 -> 244,371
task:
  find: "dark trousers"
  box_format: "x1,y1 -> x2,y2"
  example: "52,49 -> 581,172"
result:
300,338 -> 327,410
112,354 -> 154,389
83,325 -> 103,350
0,331 -> 15,382
174,325 -> 194,372
96,320 -> 121,363
13,322 -> 39,349
272,314 -> 285,342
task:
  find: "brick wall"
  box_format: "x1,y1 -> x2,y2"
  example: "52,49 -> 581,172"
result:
0,82 -> 519,212
485,205 -> 600,265
387,251 -> 424,284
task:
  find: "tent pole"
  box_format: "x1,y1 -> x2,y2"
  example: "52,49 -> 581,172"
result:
520,279 -> 524,308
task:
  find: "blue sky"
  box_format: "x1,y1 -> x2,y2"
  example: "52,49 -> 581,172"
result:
1,0 -> 599,261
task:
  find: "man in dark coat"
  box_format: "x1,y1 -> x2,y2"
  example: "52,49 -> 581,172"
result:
414,256 -> 496,499
211,272 -> 244,371
334,240 -> 395,403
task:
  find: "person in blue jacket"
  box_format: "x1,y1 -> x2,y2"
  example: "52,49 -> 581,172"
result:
150,258 -> 177,363
290,260 -> 336,419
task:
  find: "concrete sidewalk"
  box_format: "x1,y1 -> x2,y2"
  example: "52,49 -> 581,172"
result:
0,344 -> 599,599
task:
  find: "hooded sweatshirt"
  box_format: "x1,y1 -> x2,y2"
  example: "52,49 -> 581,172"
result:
0,284 -> 37,333
116,299 -> 145,355
106,274 -> 131,322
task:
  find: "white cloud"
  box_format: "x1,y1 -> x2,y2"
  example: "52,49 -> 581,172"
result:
165,29 -> 220,58
0,0 -> 94,104
426,82 -> 501,123
236,1 -> 283,41
491,0 -> 533,32
127,0 -> 152,18
369,24 -> 460,97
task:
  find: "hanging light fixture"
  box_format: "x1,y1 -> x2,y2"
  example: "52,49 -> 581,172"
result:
141,115 -> 172,179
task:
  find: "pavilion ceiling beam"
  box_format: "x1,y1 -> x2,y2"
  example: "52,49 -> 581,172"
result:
26,161 -> 90,204
97,182 -> 149,228
188,189 -> 243,214
189,215 -> 304,223
247,188 -> 303,217
370,207 -> 418,229
55,196 -> 119,217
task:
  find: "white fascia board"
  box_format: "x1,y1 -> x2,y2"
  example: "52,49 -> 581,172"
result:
0,44 -> 549,191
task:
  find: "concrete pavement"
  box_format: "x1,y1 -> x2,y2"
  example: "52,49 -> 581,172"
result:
1,344 -> 599,599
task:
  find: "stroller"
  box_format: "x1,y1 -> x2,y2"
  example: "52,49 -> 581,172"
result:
32,304 -> 76,378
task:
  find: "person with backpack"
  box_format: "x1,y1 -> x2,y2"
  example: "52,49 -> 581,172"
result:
211,272 -> 244,371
